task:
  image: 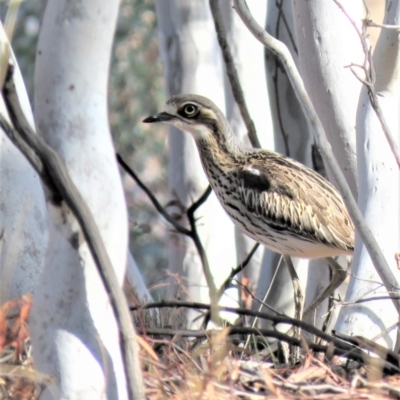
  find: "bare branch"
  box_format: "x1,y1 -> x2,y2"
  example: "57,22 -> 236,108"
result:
365,20 -> 400,30
334,0 -> 400,170
117,155 -> 219,316
201,242 -> 260,328
132,300 -> 400,373
132,300 -> 354,351
271,1 -> 292,156
117,154 -> 191,236
209,0 -> 261,148
186,186 -> 218,307
335,295 -> 400,306
140,326 -> 334,355
216,243 -> 260,298
1,66 -> 144,399
332,330 -> 400,366
232,0 -> 400,316
235,278 -> 282,315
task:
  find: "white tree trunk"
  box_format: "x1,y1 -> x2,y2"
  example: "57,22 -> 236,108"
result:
291,0 -> 362,198
155,0 -> 237,326
0,26 -> 48,304
220,0 -> 269,303
31,0 -> 129,398
335,1 -> 400,346
252,0 -> 320,328
289,0 -> 365,328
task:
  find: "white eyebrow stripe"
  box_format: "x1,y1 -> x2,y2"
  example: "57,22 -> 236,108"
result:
201,108 -> 217,120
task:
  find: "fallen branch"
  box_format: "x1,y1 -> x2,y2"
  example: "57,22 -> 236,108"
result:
138,325 -> 400,373
132,300 -> 360,353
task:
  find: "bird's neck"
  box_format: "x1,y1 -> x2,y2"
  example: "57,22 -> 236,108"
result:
196,125 -> 245,173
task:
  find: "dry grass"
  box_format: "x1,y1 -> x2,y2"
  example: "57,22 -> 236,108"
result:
0,296 -> 50,399
138,313 -> 400,400
2,297 -> 400,399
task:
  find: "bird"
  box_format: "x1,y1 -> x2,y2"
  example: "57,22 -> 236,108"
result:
143,94 -> 354,323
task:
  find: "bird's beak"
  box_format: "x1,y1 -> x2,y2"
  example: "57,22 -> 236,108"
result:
142,112 -> 174,124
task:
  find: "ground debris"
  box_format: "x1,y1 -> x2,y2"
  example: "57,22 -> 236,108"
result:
0,296 -> 49,400
140,332 -> 400,400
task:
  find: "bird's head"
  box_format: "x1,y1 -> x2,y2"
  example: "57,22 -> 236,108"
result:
143,94 -> 229,143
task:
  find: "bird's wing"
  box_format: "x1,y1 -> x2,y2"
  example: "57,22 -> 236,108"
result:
235,156 -> 354,251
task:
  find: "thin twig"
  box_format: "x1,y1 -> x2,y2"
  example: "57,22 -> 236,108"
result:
117,154 -> 190,235
274,0 -> 298,54
117,155 -> 218,312
272,0 -> 290,156
365,20 -> 400,30
216,243 -> 260,298
335,295 -> 400,306
235,279 -> 282,315
132,300 -> 357,352
1,65 -> 144,399
332,330 -> 400,366
137,326 -> 399,373
371,321 -> 400,342
209,0 -> 261,148
334,0 -> 400,170
283,254 -> 304,362
201,242 -> 260,329
242,255 -> 284,356
186,186 -> 216,303
233,0 -> 400,316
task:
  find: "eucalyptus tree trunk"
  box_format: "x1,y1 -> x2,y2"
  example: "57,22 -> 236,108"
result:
219,0 -> 269,309
290,0 -> 400,344
31,0 -> 133,398
0,27 -> 48,304
250,0 -> 325,328
335,1 -> 400,347
289,0 -> 365,330
155,0 -> 238,326
291,0 -> 361,197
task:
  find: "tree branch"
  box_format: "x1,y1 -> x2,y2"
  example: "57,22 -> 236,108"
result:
132,300 -> 353,351
201,242 -> 260,329
334,0 -> 400,170
209,0 -> 261,148
132,300 -> 400,373
332,329 -> 400,367
217,243 -> 260,298
366,20 -> 400,30
272,1 -> 292,156
1,66 -> 144,400
117,155 -> 219,315
117,154 -> 191,235
232,0 -> 400,316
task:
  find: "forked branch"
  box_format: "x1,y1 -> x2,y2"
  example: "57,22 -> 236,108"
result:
117,155 -> 218,310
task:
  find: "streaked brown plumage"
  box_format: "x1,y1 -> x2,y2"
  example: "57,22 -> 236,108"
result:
143,94 -> 354,259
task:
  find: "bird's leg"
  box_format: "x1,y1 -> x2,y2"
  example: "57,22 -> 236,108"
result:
283,254 -> 304,362
303,257 -> 347,320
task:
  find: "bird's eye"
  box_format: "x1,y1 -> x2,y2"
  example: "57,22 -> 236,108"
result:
182,104 -> 198,117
